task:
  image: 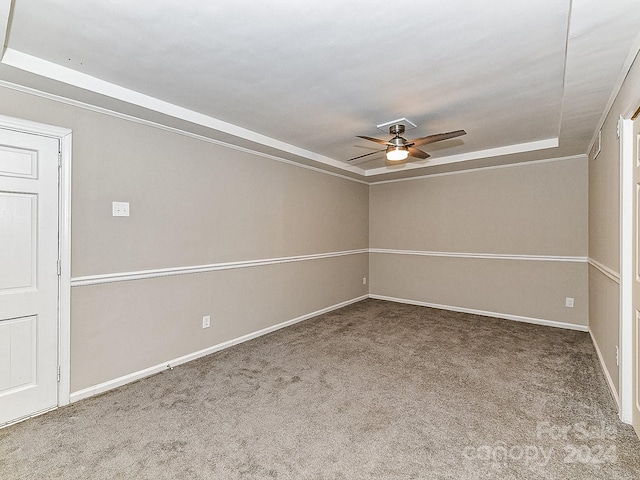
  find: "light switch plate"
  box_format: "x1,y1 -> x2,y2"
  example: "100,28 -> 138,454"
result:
112,201 -> 129,217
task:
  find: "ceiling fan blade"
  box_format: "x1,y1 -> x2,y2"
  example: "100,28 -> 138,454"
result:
408,147 -> 430,159
408,129 -> 466,147
347,149 -> 385,161
357,135 -> 393,146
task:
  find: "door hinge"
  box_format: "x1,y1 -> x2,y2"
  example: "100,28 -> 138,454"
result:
57,366 -> 61,382
58,151 -> 62,168
57,259 -> 61,276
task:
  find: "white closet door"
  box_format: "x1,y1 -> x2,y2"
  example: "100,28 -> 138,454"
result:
0,128 -> 59,426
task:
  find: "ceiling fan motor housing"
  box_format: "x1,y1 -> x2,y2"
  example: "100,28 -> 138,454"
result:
389,124 -> 405,136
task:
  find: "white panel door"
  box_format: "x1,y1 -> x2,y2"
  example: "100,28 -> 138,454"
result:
0,129 -> 59,425
634,118 -> 640,438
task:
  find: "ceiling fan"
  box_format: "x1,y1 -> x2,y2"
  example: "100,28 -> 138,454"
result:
349,124 -> 466,164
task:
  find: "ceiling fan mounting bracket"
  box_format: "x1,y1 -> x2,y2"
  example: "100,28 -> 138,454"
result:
389,124 -> 405,136
376,118 -> 417,133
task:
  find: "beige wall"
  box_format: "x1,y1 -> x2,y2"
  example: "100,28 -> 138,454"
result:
0,86 -> 369,392
588,54 -> 640,397
4,57 -> 636,396
68,112 -> 368,276
71,254 -> 368,389
370,158 -> 589,326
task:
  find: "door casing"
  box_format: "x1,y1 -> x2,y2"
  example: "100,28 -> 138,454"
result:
620,101 -> 640,424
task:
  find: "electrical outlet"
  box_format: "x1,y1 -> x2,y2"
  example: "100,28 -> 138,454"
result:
565,297 -> 574,308
362,277 -> 367,285
616,345 -> 619,366
202,315 -> 210,329
112,201 -> 130,217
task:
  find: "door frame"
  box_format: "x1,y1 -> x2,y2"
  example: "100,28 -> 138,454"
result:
0,114 -> 72,408
619,100 -> 640,423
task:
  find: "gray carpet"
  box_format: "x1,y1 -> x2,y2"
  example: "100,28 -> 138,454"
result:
1,299 -> 639,479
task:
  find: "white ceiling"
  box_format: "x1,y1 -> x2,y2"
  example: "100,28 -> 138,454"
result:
0,0 -> 639,181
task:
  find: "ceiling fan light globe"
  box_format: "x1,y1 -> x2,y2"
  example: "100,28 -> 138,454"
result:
386,146 -> 409,161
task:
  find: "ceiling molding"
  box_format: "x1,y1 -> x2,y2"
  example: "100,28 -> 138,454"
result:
0,47 -> 366,177
369,154 -> 587,185
0,79 -> 370,185
0,45 -> 565,181
364,138 -> 559,177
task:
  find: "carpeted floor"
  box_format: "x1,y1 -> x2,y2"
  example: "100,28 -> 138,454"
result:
1,299 -> 639,479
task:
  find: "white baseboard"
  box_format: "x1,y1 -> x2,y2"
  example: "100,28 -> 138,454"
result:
70,295 -> 368,403
588,329 -> 621,410
368,294 -> 589,332
70,293 -> 592,404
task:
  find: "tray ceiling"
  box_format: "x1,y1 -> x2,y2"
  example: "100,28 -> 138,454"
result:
0,0 -> 639,181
